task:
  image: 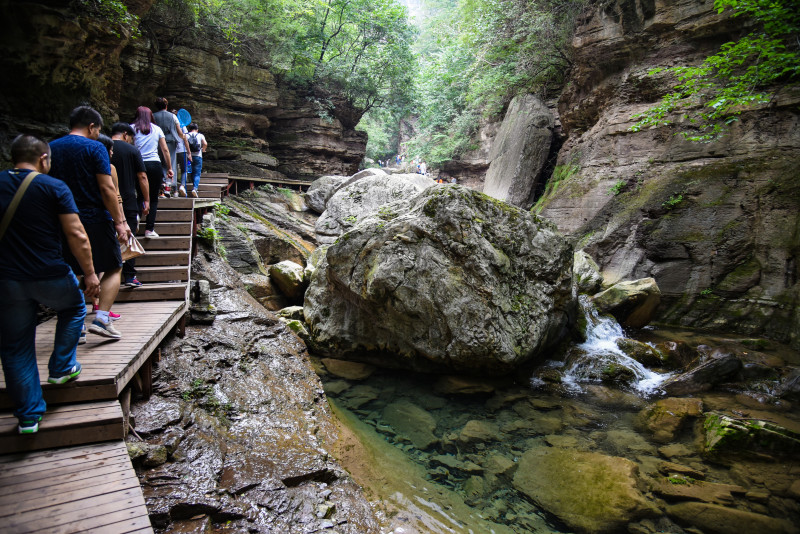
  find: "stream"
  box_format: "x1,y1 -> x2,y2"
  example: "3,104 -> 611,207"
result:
315,298 -> 800,533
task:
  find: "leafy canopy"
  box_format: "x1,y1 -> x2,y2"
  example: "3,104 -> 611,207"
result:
403,0 -> 584,166
631,0 -> 800,142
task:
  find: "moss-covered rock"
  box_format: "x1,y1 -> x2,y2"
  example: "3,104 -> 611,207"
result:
616,338 -> 665,368
703,412 -> 800,458
513,448 -> 658,533
636,398 -> 703,443
268,260 -> 306,300
593,278 -> 661,328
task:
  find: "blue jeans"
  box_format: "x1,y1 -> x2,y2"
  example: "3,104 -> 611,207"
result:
189,156 -> 202,191
0,270 -> 85,422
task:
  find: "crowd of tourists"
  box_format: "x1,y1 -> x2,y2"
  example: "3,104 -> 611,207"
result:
0,100 -> 207,434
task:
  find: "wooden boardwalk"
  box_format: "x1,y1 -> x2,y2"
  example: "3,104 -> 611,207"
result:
0,179 -> 227,532
0,441 -> 152,533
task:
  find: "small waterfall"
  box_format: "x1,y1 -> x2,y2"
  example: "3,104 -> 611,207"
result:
560,295 -> 669,395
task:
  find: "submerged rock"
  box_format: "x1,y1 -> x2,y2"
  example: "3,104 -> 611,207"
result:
593,278 -> 661,328
513,448 -> 657,533
382,400 -> 438,450
667,502 -> 798,534
320,358 -> 376,380
636,397 -> 703,443
305,185 -> 575,375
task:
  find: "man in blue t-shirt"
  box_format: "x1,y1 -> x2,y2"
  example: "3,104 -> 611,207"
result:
0,134 -> 100,434
49,106 -> 132,340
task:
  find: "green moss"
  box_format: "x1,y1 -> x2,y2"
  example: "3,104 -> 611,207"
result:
667,476 -> 689,485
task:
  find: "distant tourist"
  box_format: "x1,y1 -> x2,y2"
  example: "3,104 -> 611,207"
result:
49,106 -> 131,340
152,97 -> 189,195
110,122 -> 149,287
0,134 -> 100,434
186,123 -> 207,198
131,106 -> 171,238
420,161 -> 427,175
172,109 -> 192,196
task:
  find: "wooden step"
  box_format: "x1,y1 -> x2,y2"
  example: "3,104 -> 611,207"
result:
134,266 -> 189,282
200,173 -> 229,178
0,400 -> 123,454
135,251 -> 190,267
139,235 -> 190,251
115,283 -> 186,302
156,197 -> 195,209
137,222 -> 192,236
154,209 -> 193,222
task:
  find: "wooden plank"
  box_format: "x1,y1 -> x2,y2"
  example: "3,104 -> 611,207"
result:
0,422 -> 122,455
139,236 -> 190,251
135,251 -> 190,267
154,210 -> 193,222
0,441 -> 121,465
155,197 -> 194,209
0,449 -> 128,480
133,266 -> 190,283
0,460 -> 132,496
0,469 -> 140,514
114,284 -> 187,302
136,222 -> 192,236
34,504 -> 151,534
7,488 -> 146,532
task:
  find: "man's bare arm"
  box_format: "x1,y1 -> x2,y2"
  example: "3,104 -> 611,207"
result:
97,173 -> 131,243
137,171 -> 150,215
158,138 -> 174,179
58,213 -> 100,298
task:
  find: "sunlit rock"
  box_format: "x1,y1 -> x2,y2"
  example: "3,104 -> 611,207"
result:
269,260 -> 306,299
593,277 -> 661,328
574,250 -> 603,294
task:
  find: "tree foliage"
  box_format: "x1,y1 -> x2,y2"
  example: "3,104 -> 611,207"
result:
404,0 -> 584,166
632,0 -> 800,142
187,0 -> 416,118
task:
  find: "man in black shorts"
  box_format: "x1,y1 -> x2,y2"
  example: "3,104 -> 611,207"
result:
110,122 -> 150,287
49,106 -> 132,339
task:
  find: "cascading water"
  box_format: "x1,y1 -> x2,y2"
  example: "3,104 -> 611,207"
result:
560,295 -> 670,395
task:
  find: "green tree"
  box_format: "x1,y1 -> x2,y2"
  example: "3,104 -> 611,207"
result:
632,0 -> 800,142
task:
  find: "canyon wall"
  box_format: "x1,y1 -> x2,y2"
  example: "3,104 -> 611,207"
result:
538,0 -> 800,346
0,0 -> 365,179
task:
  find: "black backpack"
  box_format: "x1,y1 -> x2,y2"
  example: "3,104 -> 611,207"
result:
188,133 -> 201,152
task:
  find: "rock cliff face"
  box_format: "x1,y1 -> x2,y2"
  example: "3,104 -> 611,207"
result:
482,94 -> 554,209
538,0 -> 800,347
0,0 -> 365,178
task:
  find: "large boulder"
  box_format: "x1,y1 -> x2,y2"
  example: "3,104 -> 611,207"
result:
661,351 -> 742,395
305,175 -> 349,213
593,278 -> 661,328
513,448 -> 657,533
635,397 -> 703,443
268,260 -> 306,300
482,94 -> 554,209
304,185 -> 575,375
315,173 -> 435,244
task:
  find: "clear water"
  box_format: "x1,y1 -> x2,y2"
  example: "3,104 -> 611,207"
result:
561,295 -> 670,395
316,311 -> 800,533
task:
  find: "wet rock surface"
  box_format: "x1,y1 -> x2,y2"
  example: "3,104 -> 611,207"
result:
305,185 -> 575,374
127,256 -> 379,533
593,277 -> 661,329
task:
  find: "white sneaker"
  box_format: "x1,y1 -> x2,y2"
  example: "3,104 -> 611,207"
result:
178,185 -> 187,197
144,230 -> 160,238
190,189 -> 198,198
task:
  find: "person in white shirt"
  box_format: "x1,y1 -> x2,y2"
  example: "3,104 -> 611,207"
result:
186,123 -> 208,198
131,106 -> 171,237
